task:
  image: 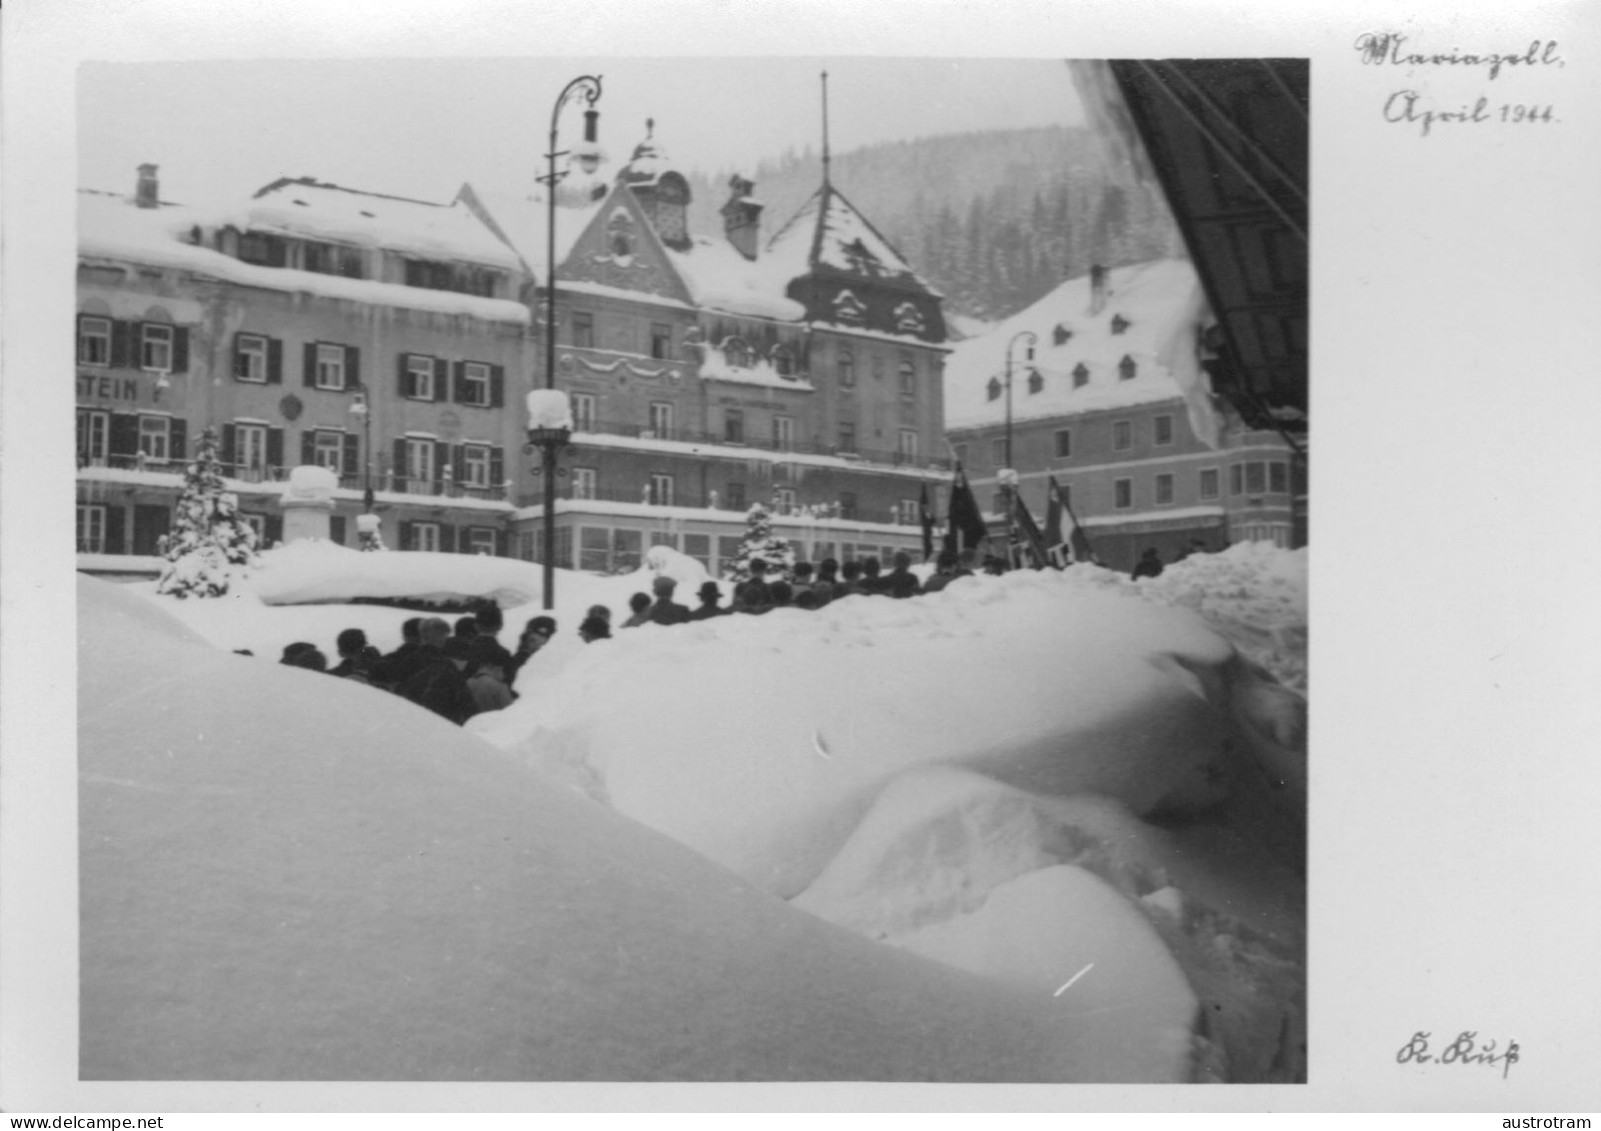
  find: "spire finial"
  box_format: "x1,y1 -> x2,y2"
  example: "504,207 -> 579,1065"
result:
646,116 -> 654,139
820,69 -> 831,189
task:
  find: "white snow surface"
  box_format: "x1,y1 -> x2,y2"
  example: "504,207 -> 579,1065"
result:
98,541 -> 1308,1081
526,388 -> 575,431
81,575 -> 1160,1082
665,235 -> 808,322
944,259 -> 1204,430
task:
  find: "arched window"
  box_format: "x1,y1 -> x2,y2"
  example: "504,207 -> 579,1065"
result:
894,302 -> 925,334
607,210 -> 635,258
837,350 -> 856,388
832,289 -> 867,326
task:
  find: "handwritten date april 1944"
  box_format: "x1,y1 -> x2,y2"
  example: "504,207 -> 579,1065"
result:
1397,1030 -> 1520,1079
1355,33 -> 1563,136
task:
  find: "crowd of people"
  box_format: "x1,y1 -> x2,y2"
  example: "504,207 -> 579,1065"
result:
272,542 -> 1214,725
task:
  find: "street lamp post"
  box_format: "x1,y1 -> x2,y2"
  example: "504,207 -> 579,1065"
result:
1003,330 -> 1037,567
533,74 -> 602,612
526,391 -> 574,611
349,388 -> 379,549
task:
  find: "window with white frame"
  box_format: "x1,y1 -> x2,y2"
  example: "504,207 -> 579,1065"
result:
649,473 -> 674,506
236,423 -> 268,477
572,466 -> 597,500
1112,420 -> 1132,451
898,355 -> 916,397
1154,473 -> 1175,505
411,522 -> 441,552
773,487 -> 796,514
579,527 -> 610,572
1154,414 -> 1174,445
461,362 -> 491,407
313,431 -> 344,472
315,344 -> 346,390
77,504 -> 107,554
837,350 -> 856,388
649,401 -> 672,437
235,334 -> 268,382
1114,478 -> 1133,509
1053,429 -> 1072,459
406,437 -> 436,485
138,415 -> 170,461
78,317 -> 111,365
898,429 -> 918,461
571,392 -> 597,431
462,444 -> 491,488
773,415 -> 795,450
141,324 -> 174,372
406,354 -> 434,400
466,527 -> 497,555
77,409 -> 109,464
1199,468 -> 1220,500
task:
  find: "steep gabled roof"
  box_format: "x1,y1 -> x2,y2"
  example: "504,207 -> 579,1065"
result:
763,183 -> 934,294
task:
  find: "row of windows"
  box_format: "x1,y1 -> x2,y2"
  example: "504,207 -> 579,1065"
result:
233,229 -> 504,299
570,313 -> 676,362
990,461 -> 1293,515
77,317 -> 189,373
564,392 -> 921,458
984,356 -> 1137,403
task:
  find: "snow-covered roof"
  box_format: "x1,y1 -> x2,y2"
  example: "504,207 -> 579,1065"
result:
455,184 -> 604,284
78,192 -> 534,324
764,184 -> 930,291
665,235 -> 807,322
943,259 -> 1208,431
233,178 -> 521,271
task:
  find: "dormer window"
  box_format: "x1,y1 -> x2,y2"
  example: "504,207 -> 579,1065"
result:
986,377 -> 1002,402
238,231 -> 287,268
1111,314 -> 1131,335
1027,370 -> 1044,394
832,289 -> 867,326
772,345 -> 795,378
894,302 -> 925,334
723,338 -> 752,368
1073,363 -> 1089,388
1053,324 -> 1073,346
1119,355 -> 1137,380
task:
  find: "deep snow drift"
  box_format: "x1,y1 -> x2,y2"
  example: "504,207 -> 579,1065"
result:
87,541 -> 1308,1082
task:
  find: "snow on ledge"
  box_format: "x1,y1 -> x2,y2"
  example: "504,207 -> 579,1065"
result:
251,540 -> 546,607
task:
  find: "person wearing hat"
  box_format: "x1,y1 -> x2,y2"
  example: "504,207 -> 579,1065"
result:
465,634 -> 517,714
506,615 -> 556,681
578,615 -> 612,643
645,575 -> 693,626
688,580 -> 727,621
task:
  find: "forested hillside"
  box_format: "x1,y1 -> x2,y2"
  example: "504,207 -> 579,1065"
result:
685,127 -> 1185,331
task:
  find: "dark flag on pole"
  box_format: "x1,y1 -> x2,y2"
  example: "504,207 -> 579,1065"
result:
1043,476 -> 1096,565
918,482 -> 936,562
944,467 -> 989,555
1011,488 -> 1052,569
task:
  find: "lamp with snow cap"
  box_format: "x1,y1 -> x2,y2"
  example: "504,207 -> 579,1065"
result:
525,389 -> 574,611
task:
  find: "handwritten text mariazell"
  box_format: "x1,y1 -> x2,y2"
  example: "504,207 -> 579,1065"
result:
1356,33 -> 1562,136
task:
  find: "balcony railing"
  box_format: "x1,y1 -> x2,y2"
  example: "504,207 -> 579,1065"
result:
78,455 -> 510,502
575,417 -> 951,471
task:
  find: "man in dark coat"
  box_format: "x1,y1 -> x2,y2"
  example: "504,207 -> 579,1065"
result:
688,581 -> 726,621
373,617 -> 425,691
399,618 -> 478,725
645,576 -> 693,626
328,628 -> 369,678
732,558 -> 773,613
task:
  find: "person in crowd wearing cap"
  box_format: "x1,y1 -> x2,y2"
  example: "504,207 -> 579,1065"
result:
506,615 -> 556,681
621,592 -> 653,628
732,558 -> 774,613
921,549 -> 961,593
645,575 -> 693,626
813,558 -> 840,604
578,615 -> 612,643
858,556 -> 887,595
688,581 -> 727,621
279,642 -> 327,671
835,559 -> 865,598
373,617 -> 425,692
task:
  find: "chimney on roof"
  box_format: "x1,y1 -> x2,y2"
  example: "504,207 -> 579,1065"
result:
721,175 -> 763,262
136,164 -> 160,209
1088,264 -> 1108,316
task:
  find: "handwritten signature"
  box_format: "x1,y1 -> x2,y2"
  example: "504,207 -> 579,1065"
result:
1355,33 -> 1563,80
1397,1030 -> 1519,1079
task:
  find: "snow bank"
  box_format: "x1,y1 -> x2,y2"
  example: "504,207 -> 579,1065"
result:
474,568 -> 1257,897
249,540 -> 549,607
79,575 -> 1195,1081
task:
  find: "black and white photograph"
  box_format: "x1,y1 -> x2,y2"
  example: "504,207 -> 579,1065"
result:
2,0 -> 1598,1118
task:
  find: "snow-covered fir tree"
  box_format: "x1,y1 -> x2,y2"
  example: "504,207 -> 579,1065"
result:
724,502 -> 796,584
156,426 -> 259,598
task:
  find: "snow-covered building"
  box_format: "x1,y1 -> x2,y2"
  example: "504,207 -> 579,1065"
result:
77,130 -> 953,578
467,120 -> 953,575
75,166 -> 538,566
943,259 -> 1305,570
